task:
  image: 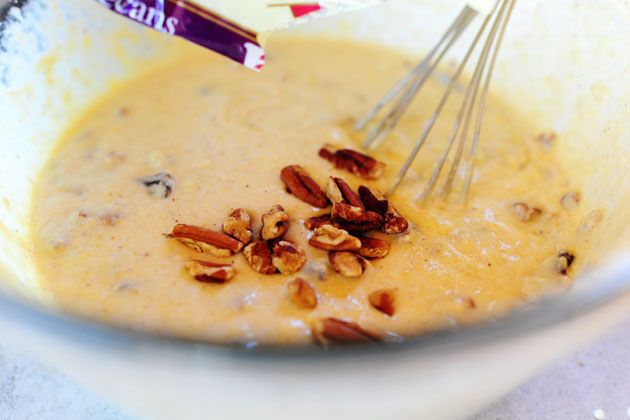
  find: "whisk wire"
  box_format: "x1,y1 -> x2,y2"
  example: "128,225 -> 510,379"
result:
432,0 -> 512,201
355,7 -> 472,132
385,4 -> 499,197
359,7 -> 477,151
417,12 -> 500,202
461,0 -> 516,202
356,0 -> 516,203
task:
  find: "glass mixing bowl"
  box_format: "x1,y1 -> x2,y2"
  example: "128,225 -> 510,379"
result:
0,0 -> 628,418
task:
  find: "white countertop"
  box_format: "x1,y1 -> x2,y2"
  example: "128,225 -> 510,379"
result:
1,318 -> 629,420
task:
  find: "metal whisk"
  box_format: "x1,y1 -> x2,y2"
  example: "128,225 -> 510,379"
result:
355,0 -> 516,203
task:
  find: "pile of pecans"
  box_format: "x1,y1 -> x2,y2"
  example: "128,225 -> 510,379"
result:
168,204 -> 308,282
243,205 -> 307,275
281,145 -> 408,282
166,144 -> 410,345
281,145 -> 409,333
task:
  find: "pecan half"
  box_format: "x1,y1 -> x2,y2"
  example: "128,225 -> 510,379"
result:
510,202 -> 542,222
313,317 -> 381,346
184,260 -> 235,284
331,202 -> 383,232
287,278 -> 317,309
556,251 -> 575,275
328,251 -> 367,277
271,239 -> 307,274
560,191 -> 581,210
357,236 -> 389,259
369,289 -> 395,316
319,144 -> 386,180
170,224 -> 243,256
138,172 -> 173,198
280,165 -> 328,208
223,208 -> 253,244
244,240 -> 277,274
304,213 -> 332,230
309,225 -> 361,251
261,205 -> 289,240
326,177 -> 364,209
382,210 -> 409,235
79,210 -> 124,226
358,186 -> 408,234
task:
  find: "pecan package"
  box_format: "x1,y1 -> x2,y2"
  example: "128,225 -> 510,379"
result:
95,0 -> 383,70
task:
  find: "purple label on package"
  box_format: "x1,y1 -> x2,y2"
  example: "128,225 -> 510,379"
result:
96,0 -> 266,69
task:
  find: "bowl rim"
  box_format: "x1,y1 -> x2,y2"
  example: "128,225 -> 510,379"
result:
1,255 -> 628,358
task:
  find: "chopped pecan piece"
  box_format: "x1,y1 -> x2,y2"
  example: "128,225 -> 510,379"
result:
78,209 -> 124,225
369,289 -> 395,316
358,185 -> 388,215
325,181 -> 391,231
309,225 -> 361,251
331,202 -> 383,232
560,191 -> 581,210
169,224 -> 243,256
357,236 -> 389,259
578,209 -> 604,234
244,240 -> 277,274
358,185 -> 408,234
383,211 -> 409,234
319,144 -> 386,179
382,209 -> 408,234
271,239 -> 307,274
287,278 -> 317,309
104,151 -> 126,169
184,260 -> 235,284
464,297 -> 477,309
223,208 -> 253,244
313,317 -> 381,346
536,132 -> 556,151
304,213 -> 332,230
304,259 -> 330,281
325,177 -> 364,209
138,172 -> 174,198
510,202 -> 542,222
328,251 -> 367,277
556,251 -> 575,275
280,165 -> 328,208
261,205 -> 289,240
325,178 -> 344,204
103,213 -> 123,225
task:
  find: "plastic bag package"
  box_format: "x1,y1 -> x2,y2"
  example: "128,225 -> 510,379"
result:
96,0 -> 382,70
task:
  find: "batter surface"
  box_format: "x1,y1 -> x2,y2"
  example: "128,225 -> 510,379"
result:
31,37 -> 582,345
